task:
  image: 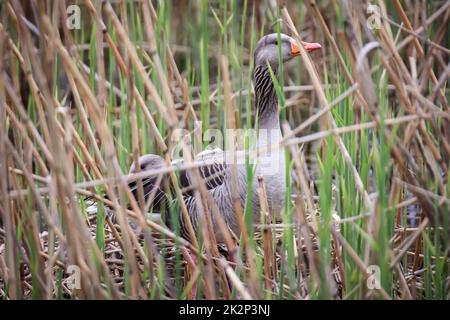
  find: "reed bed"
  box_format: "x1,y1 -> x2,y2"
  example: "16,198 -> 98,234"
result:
0,0 -> 449,300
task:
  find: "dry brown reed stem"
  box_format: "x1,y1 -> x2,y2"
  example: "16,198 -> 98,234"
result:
66,72 -> 107,176
6,5 -> 76,298
390,216 -> 430,268
380,8 -> 450,56
4,105 -> 48,175
44,16 -> 142,295
305,0 -> 448,214
8,4 -> 53,151
305,0 -> 383,122
0,22 -> 21,299
128,73 -> 145,213
87,2 -> 196,295
139,7 -> 199,125
3,0 -> 211,299
221,54 -> 261,296
283,120 -> 337,294
282,123 -> 318,235
396,1 -> 450,53
83,1 -> 168,152
392,0 -> 447,103
178,149 -> 219,299
341,1 -> 446,233
292,195 -> 318,290
147,55 -> 240,298
15,1 -> 176,298
6,139 -> 62,297
281,83 -> 359,141
282,7 -> 373,212
219,258 -> 253,300
103,2 -> 177,128
4,111 -> 433,205
141,0 -> 177,121
391,251 -> 413,300
3,75 -> 54,166
165,158 -> 199,250
1,0 -> 447,300
379,8 -> 449,157
181,246 -> 202,299
331,228 -> 391,300
48,18 -> 129,190
257,176 -> 275,294
296,0 -> 447,294
396,179 -> 450,207
376,32 -> 447,227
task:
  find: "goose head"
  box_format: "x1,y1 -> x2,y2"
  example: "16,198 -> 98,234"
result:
129,154 -> 165,173
254,33 -> 321,68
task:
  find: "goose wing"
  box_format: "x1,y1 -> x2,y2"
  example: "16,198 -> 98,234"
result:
174,148 -> 228,194
128,148 -> 228,208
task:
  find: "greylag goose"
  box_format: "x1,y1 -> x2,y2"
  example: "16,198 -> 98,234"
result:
125,33 -> 321,241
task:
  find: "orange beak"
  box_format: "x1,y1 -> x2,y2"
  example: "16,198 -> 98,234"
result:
290,40 -> 322,56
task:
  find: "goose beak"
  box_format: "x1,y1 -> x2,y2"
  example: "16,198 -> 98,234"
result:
290,40 -> 322,56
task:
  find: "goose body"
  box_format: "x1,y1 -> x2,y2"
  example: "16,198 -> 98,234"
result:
125,33 -> 321,241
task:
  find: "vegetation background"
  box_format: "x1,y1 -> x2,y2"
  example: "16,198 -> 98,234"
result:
0,0 -> 448,300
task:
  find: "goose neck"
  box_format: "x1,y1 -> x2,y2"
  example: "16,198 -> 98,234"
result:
254,64 -> 280,130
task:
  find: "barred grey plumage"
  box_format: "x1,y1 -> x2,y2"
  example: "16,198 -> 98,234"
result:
125,33 -> 321,242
